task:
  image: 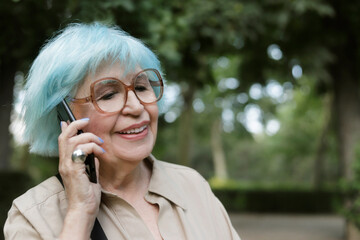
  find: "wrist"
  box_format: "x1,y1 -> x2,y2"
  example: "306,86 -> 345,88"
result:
68,201 -> 99,216
58,208 -> 97,240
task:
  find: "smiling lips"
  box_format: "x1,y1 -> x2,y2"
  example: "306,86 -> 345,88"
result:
119,125 -> 147,134
117,122 -> 149,140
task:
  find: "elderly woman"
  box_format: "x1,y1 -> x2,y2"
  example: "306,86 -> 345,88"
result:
4,22 -> 240,240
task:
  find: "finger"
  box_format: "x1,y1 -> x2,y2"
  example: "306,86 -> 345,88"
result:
60,120 -> 70,132
71,149 -> 88,164
61,143 -> 104,170
58,119 -> 89,145
68,132 -> 104,147
94,157 -> 100,184
74,142 -> 106,158
59,152 -> 87,179
60,121 -> 64,131
61,118 -> 90,137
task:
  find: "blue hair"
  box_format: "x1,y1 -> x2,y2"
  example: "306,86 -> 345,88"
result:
22,22 -> 164,156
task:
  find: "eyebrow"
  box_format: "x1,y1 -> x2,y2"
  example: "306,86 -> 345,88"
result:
95,70 -> 143,83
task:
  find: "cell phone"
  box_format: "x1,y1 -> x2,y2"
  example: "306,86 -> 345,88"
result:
57,99 -> 97,183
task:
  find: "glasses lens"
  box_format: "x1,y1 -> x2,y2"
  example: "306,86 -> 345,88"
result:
134,69 -> 162,103
93,69 -> 163,113
93,79 -> 125,113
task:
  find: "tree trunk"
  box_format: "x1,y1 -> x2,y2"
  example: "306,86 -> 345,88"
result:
332,63 -> 360,181
328,0 -> 360,181
0,66 -> 16,170
177,87 -> 195,166
210,117 -> 228,180
314,95 -> 332,188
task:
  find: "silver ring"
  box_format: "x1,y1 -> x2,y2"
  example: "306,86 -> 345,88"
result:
71,149 -> 87,163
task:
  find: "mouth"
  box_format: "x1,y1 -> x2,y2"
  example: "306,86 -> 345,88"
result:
119,125 -> 148,134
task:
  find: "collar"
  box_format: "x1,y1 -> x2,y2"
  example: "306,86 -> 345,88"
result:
146,155 -> 187,210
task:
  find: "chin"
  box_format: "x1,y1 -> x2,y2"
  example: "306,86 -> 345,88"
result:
113,144 -> 154,163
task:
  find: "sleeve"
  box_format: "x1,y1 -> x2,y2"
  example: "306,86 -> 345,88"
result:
205,182 -> 241,240
4,205 -> 42,240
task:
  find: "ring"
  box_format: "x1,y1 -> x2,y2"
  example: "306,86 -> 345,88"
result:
71,149 -> 87,163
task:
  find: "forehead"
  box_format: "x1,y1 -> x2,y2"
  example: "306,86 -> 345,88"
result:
92,61 -> 127,80
76,62 -> 141,97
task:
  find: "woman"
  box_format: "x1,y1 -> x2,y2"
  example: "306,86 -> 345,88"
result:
4,22 -> 240,240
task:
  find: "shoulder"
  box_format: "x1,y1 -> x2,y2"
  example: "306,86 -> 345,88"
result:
152,159 -> 211,198
5,176 -> 66,239
151,159 -> 241,239
155,159 -> 207,184
12,176 -> 65,214
149,157 -> 212,210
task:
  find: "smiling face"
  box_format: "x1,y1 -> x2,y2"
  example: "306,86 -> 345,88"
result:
72,62 -> 159,165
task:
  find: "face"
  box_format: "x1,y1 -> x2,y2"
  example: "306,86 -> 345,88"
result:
73,62 -> 159,165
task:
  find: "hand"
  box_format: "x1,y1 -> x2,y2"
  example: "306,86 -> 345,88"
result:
58,118 -> 104,239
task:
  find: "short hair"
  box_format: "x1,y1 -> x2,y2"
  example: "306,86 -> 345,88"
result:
22,22 -> 164,156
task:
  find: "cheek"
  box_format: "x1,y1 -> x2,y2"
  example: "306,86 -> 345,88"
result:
71,103 -> 92,120
147,103 -> 159,120
86,113 -> 111,136
148,106 -> 159,126
148,105 -> 159,139
71,104 -> 111,135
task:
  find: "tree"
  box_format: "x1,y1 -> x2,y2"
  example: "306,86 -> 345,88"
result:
221,0 -> 360,182
275,0 -> 360,181
0,0 -> 70,169
4,0 -> 360,187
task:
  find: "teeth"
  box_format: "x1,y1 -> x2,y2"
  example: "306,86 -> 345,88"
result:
120,125 -> 147,134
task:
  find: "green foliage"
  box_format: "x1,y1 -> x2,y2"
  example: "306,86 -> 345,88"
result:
342,142 -> 360,228
4,0 -> 360,223
10,144 -> 58,184
210,179 -> 341,213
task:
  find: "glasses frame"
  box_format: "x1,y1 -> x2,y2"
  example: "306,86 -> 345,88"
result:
71,68 -> 164,114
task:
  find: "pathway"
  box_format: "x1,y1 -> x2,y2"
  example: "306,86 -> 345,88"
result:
229,213 -> 345,240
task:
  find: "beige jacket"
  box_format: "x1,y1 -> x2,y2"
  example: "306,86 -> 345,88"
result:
4,156 -> 240,240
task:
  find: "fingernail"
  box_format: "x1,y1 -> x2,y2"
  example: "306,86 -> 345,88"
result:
80,118 -> 90,121
101,147 -> 106,153
98,137 -> 104,143
60,121 -> 63,128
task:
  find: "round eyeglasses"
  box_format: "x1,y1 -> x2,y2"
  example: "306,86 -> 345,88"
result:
71,68 -> 164,114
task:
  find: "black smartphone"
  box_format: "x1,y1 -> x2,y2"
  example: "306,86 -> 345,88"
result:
57,99 -> 97,183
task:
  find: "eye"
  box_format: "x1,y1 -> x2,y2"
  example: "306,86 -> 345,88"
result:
99,91 -> 118,100
94,80 -> 123,102
135,84 -> 149,92
135,74 -> 152,92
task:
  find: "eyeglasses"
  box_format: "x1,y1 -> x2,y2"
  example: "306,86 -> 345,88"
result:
71,69 -> 164,114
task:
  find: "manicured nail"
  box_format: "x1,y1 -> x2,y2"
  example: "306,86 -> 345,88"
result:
98,137 -> 104,143
60,121 -> 63,128
80,118 -> 89,121
101,147 -> 106,153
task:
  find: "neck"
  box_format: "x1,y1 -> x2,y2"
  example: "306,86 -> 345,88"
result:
99,158 -> 151,197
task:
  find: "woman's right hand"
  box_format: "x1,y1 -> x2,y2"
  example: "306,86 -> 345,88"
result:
57,118 -> 105,239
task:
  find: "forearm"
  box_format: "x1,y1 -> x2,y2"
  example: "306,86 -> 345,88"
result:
58,208 -> 96,240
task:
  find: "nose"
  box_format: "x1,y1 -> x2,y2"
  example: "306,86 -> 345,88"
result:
121,90 -> 144,115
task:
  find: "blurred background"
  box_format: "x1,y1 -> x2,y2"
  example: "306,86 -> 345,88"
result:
1,0 -> 360,239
